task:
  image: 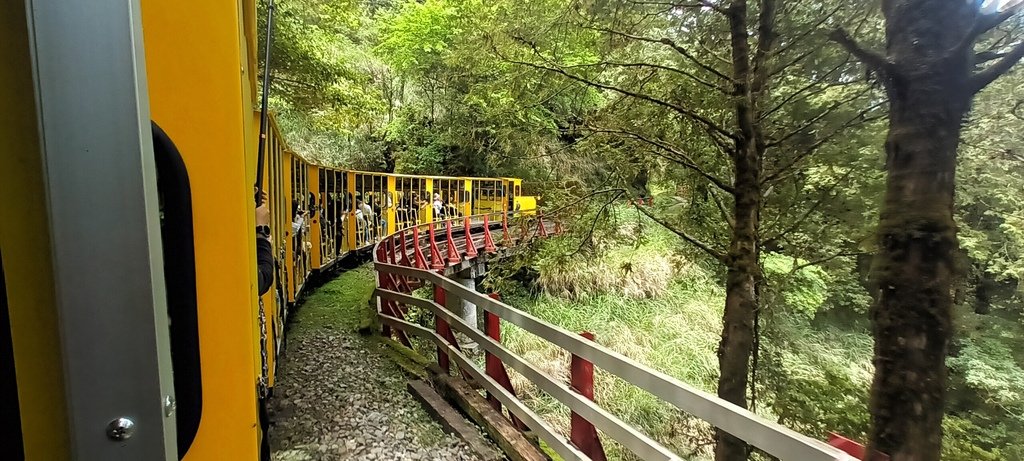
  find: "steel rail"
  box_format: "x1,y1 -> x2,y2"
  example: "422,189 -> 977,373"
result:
374,262 -> 854,461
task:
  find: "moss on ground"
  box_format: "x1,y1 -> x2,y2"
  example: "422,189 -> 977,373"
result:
288,265 -> 377,336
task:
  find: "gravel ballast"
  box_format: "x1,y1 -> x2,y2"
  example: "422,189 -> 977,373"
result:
269,265 -> 487,461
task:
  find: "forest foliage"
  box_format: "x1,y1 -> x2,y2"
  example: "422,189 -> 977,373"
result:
262,0 -> 1024,459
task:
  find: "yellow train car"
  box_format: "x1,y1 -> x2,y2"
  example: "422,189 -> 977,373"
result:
1,1 -> 537,460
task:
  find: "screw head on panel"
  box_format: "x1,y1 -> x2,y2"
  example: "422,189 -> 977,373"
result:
106,417 -> 135,441
164,395 -> 176,417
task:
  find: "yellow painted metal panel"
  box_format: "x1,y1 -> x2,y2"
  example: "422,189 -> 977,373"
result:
387,176 -> 397,237
0,5 -> 72,459
309,165 -> 322,269
141,0 -> 260,458
347,171 -> 357,250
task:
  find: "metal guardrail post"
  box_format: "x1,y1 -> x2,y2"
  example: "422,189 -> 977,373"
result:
463,217 -> 478,258
501,212 -> 513,246
445,219 -> 461,264
570,332 -> 607,461
482,214 -> 498,253
433,283 -> 451,374
428,223 -> 445,270
484,292 -> 528,431
398,229 -> 414,268
412,226 -> 428,269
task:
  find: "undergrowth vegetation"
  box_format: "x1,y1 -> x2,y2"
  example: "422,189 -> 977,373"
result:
483,206 -> 1024,460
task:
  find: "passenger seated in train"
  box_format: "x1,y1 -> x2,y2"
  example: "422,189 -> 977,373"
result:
358,195 -> 375,242
433,193 -> 444,219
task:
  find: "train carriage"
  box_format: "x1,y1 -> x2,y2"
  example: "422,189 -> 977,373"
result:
0,1 -> 537,460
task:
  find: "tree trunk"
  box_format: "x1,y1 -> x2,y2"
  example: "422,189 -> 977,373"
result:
866,2 -> 975,459
715,2 -> 764,460
715,153 -> 761,461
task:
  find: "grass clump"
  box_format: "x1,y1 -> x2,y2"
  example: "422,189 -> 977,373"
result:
289,265 -> 376,335
499,265 -> 725,460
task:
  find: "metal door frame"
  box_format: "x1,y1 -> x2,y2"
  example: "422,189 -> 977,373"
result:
25,0 -> 177,459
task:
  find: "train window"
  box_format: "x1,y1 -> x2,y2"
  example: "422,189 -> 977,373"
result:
152,122 -> 202,458
0,249 -> 25,461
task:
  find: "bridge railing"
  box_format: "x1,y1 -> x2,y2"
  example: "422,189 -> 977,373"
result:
371,213 -> 855,461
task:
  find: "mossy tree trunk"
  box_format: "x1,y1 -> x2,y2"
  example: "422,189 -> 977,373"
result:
833,2 -> 1024,459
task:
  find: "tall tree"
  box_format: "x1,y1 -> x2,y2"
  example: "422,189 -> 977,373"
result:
833,1 -> 1024,459
498,1 -> 880,459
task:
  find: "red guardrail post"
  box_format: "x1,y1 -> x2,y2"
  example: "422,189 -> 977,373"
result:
376,245 -> 392,338
501,211 -> 512,246
482,214 -> 497,253
483,293 -> 528,431
433,284 -> 451,374
412,226 -> 428,269
463,216 -> 478,258
428,223 -> 445,270
445,219 -> 461,264
570,331 -> 606,461
398,229 -> 413,268
828,433 -> 889,461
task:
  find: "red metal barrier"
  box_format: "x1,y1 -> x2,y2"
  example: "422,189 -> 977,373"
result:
428,223 -> 444,270
445,219 -> 461,264
398,229 -> 413,268
379,271 -> 412,348
412,226 -> 428,269
570,332 -> 606,461
433,284 -> 451,373
386,237 -> 410,293
482,292 -> 528,430
537,212 -> 548,238
554,219 -> 563,235
828,433 -> 889,461
482,214 -> 497,253
501,212 -> 512,246
463,217 -> 478,258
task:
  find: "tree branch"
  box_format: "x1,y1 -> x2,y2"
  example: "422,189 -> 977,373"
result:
635,203 -> 727,262
785,251 -> 863,273
829,28 -> 894,76
765,169 -> 855,244
564,60 -> 730,93
766,86 -> 876,149
761,58 -> 851,120
498,49 -> 737,139
971,40 -> 1024,92
581,24 -> 734,82
710,188 -> 735,229
751,0 -> 779,96
771,4 -> 843,59
954,5 -> 1023,56
569,189 -> 627,256
588,126 -> 736,194
764,98 -> 885,186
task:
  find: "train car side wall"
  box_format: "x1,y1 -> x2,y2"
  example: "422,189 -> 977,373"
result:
141,0 -> 261,458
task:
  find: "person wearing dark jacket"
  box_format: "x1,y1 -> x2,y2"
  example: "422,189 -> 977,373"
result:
256,193 -> 274,296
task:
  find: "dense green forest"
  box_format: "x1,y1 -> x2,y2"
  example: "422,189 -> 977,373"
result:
262,0 -> 1024,459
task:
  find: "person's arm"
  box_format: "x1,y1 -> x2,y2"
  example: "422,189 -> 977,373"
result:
256,198 -> 274,296
256,237 -> 274,296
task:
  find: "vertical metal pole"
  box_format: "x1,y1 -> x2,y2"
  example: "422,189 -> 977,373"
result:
255,0 -> 276,204
570,332 -> 606,461
433,284 -> 450,373
26,0 -> 177,458
484,310 -> 502,411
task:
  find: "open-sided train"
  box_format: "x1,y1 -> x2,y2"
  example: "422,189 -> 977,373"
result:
1,1 -> 533,460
